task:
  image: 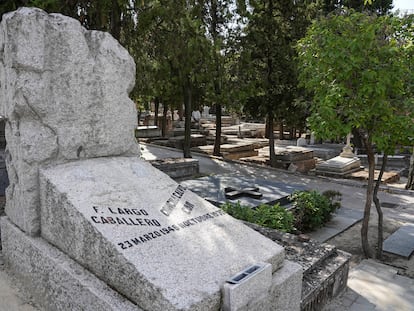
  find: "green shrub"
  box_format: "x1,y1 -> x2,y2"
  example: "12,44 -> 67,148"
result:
221,189 -> 341,234
253,204 -> 295,232
290,190 -> 341,232
221,202 -> 294,233
221,201 -> 255,222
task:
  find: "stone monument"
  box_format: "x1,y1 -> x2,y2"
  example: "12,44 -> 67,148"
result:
339,133 -> 356,158
316,134 -> 362,177
0,8 -> 302,311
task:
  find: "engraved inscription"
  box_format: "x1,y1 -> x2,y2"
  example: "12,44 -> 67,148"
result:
90,206 -> 159,226
117,210 -> 226,250
90,199 -> 226,251
160,185 -> 186,216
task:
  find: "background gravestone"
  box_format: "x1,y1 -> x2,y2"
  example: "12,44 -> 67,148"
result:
0,7 -> 139,235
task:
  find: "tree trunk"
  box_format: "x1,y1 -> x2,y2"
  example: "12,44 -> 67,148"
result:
406,146 -> 414,189
213,103 -> 222,156
162,102 -> 168,137
289,127 -> 294,140
154,97 -> 159,127
137,108 -> 141,126
279,123 -> 284,140
265,117 -> 270,139
183,79 -> 192,158
361,135 -> 374,258
211,0 -> 222,157
268,112 -> 276,167
178,103 -> 184,121
373,153 -> 387,259
351,128 -> 364,151
110,0 -> 121,41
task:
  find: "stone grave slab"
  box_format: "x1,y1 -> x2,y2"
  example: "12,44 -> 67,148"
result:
349,169 -> 400,183
220,143 -> 255,153
316,156 -> 362,175
39,157 -> 285,311
274,146 -> 314,162
168,134 -> 206,148
383,224 -> 414,259
192,143 -> 259,160
135,125 -> 161,138
259,146 -> 313,162
308,208 -> 364,242
150,157 -> 199,179
181,174 -> 305,208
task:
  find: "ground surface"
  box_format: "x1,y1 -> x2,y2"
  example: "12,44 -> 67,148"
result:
326,198 -> 414,278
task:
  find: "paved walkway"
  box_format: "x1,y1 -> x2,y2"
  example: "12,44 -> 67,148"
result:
324,260 -> 414,311
1,142 -> 414,310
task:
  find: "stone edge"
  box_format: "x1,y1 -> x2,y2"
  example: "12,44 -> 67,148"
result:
270,260 -> 303,311
0,216 -> 141,311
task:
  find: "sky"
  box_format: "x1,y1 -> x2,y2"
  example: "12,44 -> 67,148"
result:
393,0 -> 413,11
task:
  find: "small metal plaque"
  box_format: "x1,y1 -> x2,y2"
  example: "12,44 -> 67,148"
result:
226,264 -> 263,284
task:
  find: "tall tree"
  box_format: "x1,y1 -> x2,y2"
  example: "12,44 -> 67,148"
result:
403,14 -> 414,190
239,0 -> 309,166
132,1 -> 210,158
201,0 -> 246,156
1,0 -> 29,20
297,10 -> 414,258
316,0 -> 393,15
0,0 -> 133,41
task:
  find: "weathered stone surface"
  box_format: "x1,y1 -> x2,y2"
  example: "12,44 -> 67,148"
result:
269,260 -> 302,311
150,157 -> 199,179
222,263 -> 272,311
1,217 -> 141,311
274,146 -> 314,162
39,157 -> 285,311
316,156 -> 361,175
135,125 -> 161,138
0,8 -> 139,234
383,224 -> 414,259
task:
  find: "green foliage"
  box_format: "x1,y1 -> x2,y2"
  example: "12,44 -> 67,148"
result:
221,189 -> 341,233
221,202 -> 294,233
290,190 -> 341,232
238,0 -> 310,120
296,11 -> 414,155
254,204 -> 295,232
322,190 -> 342,211
221,201 -> 255,222
314,0 -> 393,16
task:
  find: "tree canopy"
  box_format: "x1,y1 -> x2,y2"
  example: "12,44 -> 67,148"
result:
297,10 -> 414,257
237,0 -> 311,165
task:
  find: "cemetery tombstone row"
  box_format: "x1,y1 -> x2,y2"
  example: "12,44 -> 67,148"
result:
0,8 -> 302,311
